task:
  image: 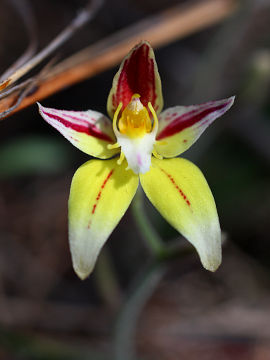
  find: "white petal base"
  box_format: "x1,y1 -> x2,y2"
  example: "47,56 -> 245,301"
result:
116,132 -> 157,174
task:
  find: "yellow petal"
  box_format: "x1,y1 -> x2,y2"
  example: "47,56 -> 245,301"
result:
69,159 -> 139,279
107,41 -> 163,119
140,157 -> 221,271
38,103 -> 118,159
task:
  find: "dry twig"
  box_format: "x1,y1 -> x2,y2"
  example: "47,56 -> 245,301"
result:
0,0 -> 104,91
0,0 -> 38,82
0,0 -> 238,119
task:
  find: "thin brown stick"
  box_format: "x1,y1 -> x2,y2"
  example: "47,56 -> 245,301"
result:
0,58 -> 56,119
0,0 -> 104,91
0,0 -> 238,119
0,0 -> 37,82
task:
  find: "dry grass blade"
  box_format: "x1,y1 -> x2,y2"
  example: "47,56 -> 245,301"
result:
0,59 -> 56,120
0,0 -> 37,82
0,0 -> 238,119
0,78 -> 34,100
0,0 -> 104,92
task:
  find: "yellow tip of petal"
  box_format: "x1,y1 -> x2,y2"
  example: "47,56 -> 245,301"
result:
74,267 -> 92,280
202,254 -> 222,272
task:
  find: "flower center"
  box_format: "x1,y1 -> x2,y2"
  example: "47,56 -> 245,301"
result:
108,94 -> 162,174
117,94 -> 152,138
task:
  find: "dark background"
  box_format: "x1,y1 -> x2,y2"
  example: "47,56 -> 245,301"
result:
0,0 -> 270,359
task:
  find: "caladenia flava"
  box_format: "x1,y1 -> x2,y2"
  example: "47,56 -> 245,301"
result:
38,41 -> 235,279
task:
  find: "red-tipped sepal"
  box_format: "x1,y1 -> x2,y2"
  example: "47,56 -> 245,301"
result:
107,41 -> 163,119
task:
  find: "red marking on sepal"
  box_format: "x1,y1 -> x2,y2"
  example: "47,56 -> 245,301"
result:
87,170 -> 114,228
157,103 -> 227,140
159,167 -> 191,208
43,111 -> 113,142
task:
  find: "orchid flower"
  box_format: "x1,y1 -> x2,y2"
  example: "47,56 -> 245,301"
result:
38,41 -> 234,280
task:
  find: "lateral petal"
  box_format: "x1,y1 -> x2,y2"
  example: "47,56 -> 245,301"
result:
140,157 -> 221,271
156,97 -> 235,157
68,158 -> 139,279
107,41 -> 163,119
38,103 -> 118,159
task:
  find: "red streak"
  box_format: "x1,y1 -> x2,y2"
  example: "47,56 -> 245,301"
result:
88,170 -> 114,228
157,103 -> 227,140
160,167 -> 191,207
113,43 -> 157,113
43,111 -> 113,142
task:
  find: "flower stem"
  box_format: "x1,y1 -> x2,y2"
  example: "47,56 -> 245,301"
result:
131,186 -> 164,257
95,248 -> 122,310
113,261 -> 166,360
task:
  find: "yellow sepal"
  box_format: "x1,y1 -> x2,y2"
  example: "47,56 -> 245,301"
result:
69,158 -> 139,279
140,157 -> 221,271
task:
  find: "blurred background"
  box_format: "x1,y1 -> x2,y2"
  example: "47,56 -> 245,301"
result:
0,0 -> 270,359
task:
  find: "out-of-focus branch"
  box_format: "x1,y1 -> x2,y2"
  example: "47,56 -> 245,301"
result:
0,0 -> 104,92
0,0 -> 239,120
0,58 -> 56,119
0,0 -> 38,82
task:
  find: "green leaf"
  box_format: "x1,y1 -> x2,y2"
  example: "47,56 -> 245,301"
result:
0,136 -> 74,177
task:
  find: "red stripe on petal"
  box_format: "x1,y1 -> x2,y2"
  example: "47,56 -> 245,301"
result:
88,170 -> 114,228
113,43 -> 157,111
159,167 -> 191,208
43,111 -> 113,142
157,103 -> 227,140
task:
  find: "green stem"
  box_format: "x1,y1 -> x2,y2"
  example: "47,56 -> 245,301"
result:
113,261 -> 166,360
131,187 -> 164,257
95,248 -> 122,310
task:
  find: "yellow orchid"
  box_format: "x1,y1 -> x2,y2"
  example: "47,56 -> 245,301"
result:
38,41 -> 234,280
